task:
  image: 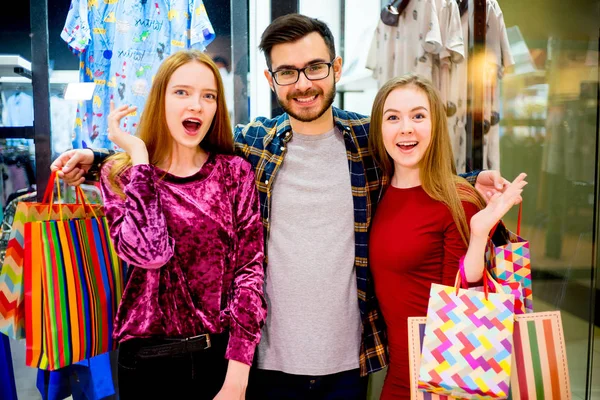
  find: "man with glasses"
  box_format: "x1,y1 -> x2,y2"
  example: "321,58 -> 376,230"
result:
238,14 -> 381,400
236,13 -> 505,399
52,13 -> 509,399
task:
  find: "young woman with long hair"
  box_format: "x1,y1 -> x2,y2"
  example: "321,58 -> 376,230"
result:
100,49 -> 266,400
368,74 -> 526,399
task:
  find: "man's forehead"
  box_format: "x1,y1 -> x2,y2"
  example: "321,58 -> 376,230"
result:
269,32 -> 330,68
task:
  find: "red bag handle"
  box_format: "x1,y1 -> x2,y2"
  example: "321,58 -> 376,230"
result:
42,171 -> 57,204
43,171 -> 98,219
456,256 -> 497,300
516,202 -> 522,236
489,202 -> 523,238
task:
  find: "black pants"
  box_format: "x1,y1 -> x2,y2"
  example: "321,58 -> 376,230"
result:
117,334 -> 228,400
247,368 -> 368,400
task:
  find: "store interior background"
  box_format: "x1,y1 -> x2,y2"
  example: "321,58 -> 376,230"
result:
1,0 -> 599,398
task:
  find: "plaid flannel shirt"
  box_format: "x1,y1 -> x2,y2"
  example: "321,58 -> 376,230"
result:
89,107 -> 479,376
234,107 -> 388,376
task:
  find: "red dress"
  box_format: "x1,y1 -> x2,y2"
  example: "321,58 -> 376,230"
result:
369,185 -> 479,399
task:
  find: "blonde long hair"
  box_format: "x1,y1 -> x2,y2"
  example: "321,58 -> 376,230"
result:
368,74 -> 486,245
107,50 -> 233,197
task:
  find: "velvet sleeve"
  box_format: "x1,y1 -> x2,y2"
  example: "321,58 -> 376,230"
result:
224,159 -> 267,366
99,163 -> 175,269
441,201 -> 481,287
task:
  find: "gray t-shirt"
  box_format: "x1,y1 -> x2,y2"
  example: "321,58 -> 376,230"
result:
257,128 -> 362,375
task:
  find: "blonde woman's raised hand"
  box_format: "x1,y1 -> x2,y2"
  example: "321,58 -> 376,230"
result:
108,101 -> 148,165
470,172 -> 528,239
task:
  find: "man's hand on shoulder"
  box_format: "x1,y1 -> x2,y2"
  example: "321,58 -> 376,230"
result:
50,149 -> 94,186
475,170 -> 511,202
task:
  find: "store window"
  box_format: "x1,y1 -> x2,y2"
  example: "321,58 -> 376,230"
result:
499,1 -> 599,398
325,0 -> 600,398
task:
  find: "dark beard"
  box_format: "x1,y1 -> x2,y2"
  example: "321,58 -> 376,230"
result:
278,82 -> 336,123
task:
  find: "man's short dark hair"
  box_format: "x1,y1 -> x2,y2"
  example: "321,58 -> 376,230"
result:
259,13 -> 336,69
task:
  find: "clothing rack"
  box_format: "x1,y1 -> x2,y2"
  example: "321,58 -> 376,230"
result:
0,1 -> 51,202
0,143 -> 36,189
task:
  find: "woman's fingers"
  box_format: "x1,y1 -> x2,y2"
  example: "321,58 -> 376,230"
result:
109,101 -> 137,126
109,107 -> 136,122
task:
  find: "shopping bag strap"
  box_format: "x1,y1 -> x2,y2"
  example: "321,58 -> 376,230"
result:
516,202 -> 522,236
48,174 -> 63,220
489,201 -> 523,238
457,256 -> 498,300
75,186 -> 99,220
45,171 -> 100,221
42,170 -> 57,204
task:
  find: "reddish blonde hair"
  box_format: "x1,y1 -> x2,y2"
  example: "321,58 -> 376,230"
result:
107,50 -> 233,197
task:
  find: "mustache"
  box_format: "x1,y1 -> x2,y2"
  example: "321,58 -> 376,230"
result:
286,89 -> 321,100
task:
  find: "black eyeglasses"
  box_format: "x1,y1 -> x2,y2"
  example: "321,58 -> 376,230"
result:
269,60 -> 336,86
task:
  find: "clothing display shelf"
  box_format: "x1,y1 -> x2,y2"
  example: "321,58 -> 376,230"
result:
0,0 -> 53,204
0,55 -> 33,140
0,55 -> 31,80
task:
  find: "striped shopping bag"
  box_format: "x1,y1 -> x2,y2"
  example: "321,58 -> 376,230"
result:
0,178 -> 103,339
408,312 -> 572,399
22,174 -> 126,370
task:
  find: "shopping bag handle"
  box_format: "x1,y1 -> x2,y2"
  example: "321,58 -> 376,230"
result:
489,202 -> 523,238
75,186 -> 99,220
456,256 -> 498,300
49,175 -> 63,219
44,171 -> 100,220
42,170 -> 57,204
43,171 -> 89,207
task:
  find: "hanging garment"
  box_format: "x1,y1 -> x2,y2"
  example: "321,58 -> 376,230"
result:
50,95 -> 78,156
6,165 -> 29,193
3,92 -> 34,127
448,0 -> 514,173
432,0 -> 464,104
0,91 -> 5,126
366,0 -> 444,87
483,0 -> 514,171
61,0 -> 216,150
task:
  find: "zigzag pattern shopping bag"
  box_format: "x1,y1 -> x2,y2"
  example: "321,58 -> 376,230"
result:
417,269 -> 515,399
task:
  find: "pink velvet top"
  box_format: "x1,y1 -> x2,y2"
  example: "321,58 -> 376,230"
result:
99,153 -> 266,366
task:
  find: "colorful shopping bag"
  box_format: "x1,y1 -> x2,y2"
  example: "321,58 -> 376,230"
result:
487,203 -> 532,313
409,311 -> 572,399
22,173 -> 125,370
0,179 -> 103,339
474,278 -> 525,317
417,265 -> 515,399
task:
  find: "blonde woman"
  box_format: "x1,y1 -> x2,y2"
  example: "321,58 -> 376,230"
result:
368,74 -> 526,399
